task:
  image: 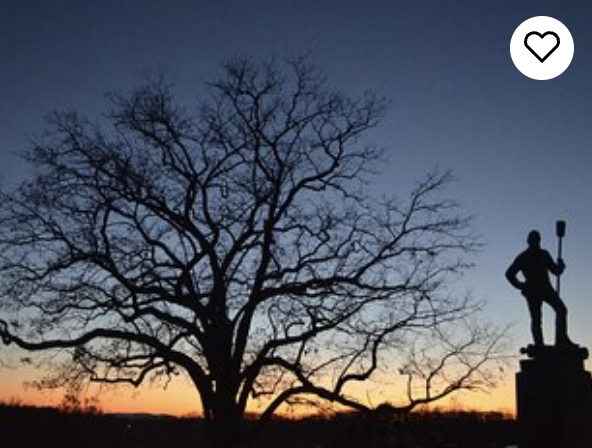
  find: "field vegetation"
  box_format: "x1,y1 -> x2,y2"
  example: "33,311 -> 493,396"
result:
0,401 -> 516,448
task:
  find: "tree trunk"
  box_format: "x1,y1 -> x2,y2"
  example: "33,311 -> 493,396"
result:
207,399 -> 244,448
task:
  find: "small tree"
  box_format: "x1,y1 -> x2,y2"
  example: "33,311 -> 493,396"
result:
0,57 -> 506,448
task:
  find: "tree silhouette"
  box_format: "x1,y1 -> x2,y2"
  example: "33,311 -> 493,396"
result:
0,57 -> 506,448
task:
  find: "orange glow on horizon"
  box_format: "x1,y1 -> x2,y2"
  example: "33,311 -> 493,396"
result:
1,346 -> 517,417
1,367 -> 517,418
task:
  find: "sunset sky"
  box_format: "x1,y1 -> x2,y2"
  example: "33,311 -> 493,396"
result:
2,0 -> 592,415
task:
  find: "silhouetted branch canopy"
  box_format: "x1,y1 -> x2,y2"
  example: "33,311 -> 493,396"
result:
0,56 -> 507,445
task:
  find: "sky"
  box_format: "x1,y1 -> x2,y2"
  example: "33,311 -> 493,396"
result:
2,0 -> 592,415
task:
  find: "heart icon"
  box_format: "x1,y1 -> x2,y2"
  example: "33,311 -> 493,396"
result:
524,31 -> 560,63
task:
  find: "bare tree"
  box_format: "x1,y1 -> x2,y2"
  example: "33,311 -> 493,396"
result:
0,57 -> 506,448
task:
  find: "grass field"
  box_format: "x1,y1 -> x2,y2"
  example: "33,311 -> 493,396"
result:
0,402 -> 517,448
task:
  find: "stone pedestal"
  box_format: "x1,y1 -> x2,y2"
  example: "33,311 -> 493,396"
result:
516,345 -> 592,448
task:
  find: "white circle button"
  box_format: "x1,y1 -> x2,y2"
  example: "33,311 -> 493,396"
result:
510,16 -> 574,80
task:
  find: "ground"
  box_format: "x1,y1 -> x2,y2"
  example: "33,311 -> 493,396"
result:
0,403 -> 517,448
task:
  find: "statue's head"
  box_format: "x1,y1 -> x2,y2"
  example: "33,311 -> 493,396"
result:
527,230 -> 541,248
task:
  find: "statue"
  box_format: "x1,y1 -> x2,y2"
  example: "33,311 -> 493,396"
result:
509,223 -> 592,448
505,227 -> 575,348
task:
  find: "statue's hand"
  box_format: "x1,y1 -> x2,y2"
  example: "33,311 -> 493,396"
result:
558,258 -> 566,269
514,281 -> 527,292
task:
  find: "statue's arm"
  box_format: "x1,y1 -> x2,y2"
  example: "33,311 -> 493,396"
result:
545,250 -> 565,276
505,259 -> 525,290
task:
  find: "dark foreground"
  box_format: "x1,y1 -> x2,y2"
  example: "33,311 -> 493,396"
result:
0,403 -> 517,448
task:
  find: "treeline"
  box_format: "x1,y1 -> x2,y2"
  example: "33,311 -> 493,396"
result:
0,402 -> 516,448
0,402 -> 205,448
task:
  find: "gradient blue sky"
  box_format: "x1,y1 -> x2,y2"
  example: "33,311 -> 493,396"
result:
2,0 -> 592,409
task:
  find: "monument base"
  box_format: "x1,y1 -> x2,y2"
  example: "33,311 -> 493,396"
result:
516,344 -> 592,448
